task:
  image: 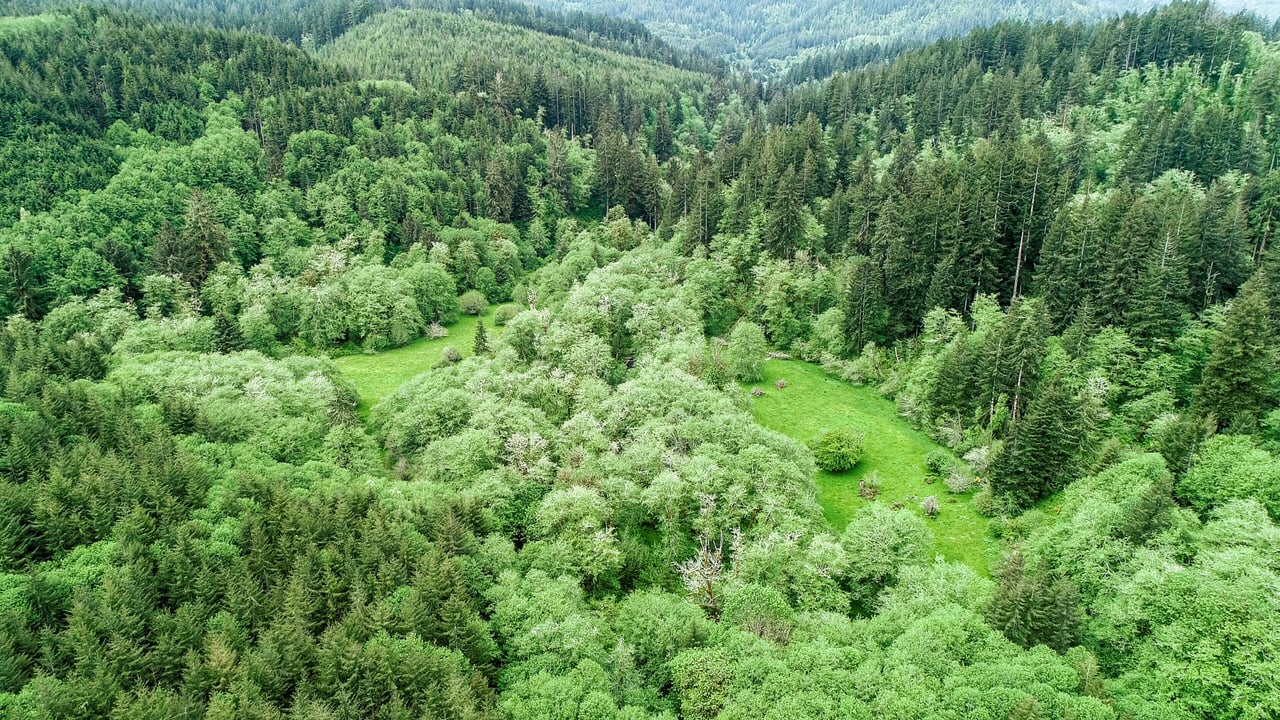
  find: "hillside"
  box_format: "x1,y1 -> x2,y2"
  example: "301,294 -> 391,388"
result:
2,2 -> 1280,719
525,0 -> 1171,69
320,8 -> 714,133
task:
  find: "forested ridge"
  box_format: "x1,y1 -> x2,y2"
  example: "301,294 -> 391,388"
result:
2,1 -> 1280,718
524,0 -> 1177,71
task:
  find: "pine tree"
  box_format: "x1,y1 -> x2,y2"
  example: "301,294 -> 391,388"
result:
472,321 -> 489,356
1196,274 -> 1279,432
214,312 -> 244,354
990,374 -> 1083,510
653,102 -> 674,162
766,166 -> 804,258
839,255 -> 887,356
183,189 -> 231,285
985,551 -> 1048,648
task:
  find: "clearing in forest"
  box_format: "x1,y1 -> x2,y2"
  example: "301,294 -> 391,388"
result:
745,359 -> 994,574
333,311 -> 499,415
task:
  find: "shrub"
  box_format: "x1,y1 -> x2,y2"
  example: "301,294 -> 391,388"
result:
809,428 -> 865,472
434,346 -> 462,368
427,322 -> 449,339
720,583 -> 794,644
492,304 -> 518,326
459,290 -> 488,316
750,387 -> 764,397
944,468 -> 974,494
727,320 -> 767,381
924,448 -> 952,476
858,472 -> 881,500
920,495 -> 940,517
972,486 -> 1007,517
963,445 -> 992,475
774,379 -> 788,389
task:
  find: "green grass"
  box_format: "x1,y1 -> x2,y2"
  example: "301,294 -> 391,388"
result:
743,359 -> 994,575
332,309 -> 503,415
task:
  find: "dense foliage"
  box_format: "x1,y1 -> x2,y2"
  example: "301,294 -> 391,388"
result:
2,1 -> 1280,718
808,428 -> 864,472
525,0 -> 1171,70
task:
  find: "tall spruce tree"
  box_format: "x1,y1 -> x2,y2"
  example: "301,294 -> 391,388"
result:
839,255 -> 887,356
473,321 -> 489,356
991,373 -> 1084,510
1196,274 -> 1279,432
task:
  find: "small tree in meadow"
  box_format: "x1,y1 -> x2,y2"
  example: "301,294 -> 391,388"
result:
459,290 -> 488,316
473,321 -> 489,356
809,428 -> 865,472
728,320 -> 767,381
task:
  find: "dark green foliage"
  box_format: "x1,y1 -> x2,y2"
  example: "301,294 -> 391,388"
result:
991,375 -> 1087,510
1196,275 -> 1280,432
472,320 -> 489,356
838,255 -> 887,356
986,551 -> 1082,652
808,427 -> 865,472
522,0 -> 1173,72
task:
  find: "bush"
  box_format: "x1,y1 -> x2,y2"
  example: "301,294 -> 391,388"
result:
434,346 -> 462,368
972,486 -> 1007,517
858,472 -> 881,500
720,583 -> 794,644
459,290 -> 488,316
920,495 -> 940,517
924,448 -> 952,476
944,468 -> 974,494
809,428 -> 865,472
492,304 -> 518,326
727,320 -> 767,381
963,445 -> 992,475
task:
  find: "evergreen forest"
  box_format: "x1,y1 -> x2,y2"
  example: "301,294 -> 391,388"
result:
2,1 -> 1280,718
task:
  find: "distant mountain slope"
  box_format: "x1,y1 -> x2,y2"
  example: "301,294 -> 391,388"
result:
321,8 -> 714,133
0,0 -> 722,73
523,0 -> 1174,69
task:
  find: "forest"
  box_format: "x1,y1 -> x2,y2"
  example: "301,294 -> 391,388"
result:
2,0 -> 1280,718
522,0 -> 1171,71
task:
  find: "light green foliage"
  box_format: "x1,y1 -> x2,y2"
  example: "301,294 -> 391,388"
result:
333,311 -> 496,414
727,320 -> 767,381
6,4 -> 1280,718
1178,434 -> 1280,520
109,351 -> 358,462
720,583 -> 794,643
840,504 -> 933,606
808,427 -> 864,472
460,289 -> 489,316
613,591 -> 709,691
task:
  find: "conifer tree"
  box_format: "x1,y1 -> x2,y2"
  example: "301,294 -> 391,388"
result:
990,374 -> 1083,509
214,312 -> 245,354
986,551 -> 1048,648
766,166 -> 804,258
839,255 -> 887,357
1196,274 -> 1279,432
653,103 -> 674,162
473,321 -> 489,356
